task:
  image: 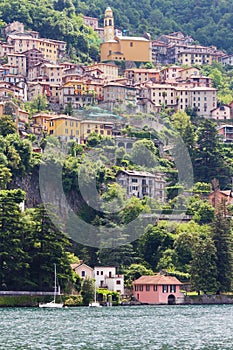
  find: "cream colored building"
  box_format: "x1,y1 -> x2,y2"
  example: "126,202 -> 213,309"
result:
176,67 -> 200,81
142,82 -> 217,117
175,86 -> 217,116
86,63 -> 119,81
145,83 -> 178,107
28,63 -> 64,83
7,34 -> 65,63
116,170 -> 166,202
0,43 -> 14,57
102,82 -> 137,111
125,68 -> 160,84
59,80 -> 98,109
211,105 -> 231,120
7,53 -> 27,76
177,47 -> 220,66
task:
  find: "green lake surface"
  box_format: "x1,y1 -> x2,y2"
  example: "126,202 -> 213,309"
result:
0,304 -> 233,349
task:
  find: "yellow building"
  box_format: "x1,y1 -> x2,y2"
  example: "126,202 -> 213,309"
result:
31,112 -> 54,135
80,120 -> 113,143
47,115 -> 81,142
100,7 -> 152,62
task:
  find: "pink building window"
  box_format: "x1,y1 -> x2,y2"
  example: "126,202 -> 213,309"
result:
153,285 -> 157,291
139,285 -> 143,291
170,285 -> 176,293
162,285 -> 168,293
146,285 -> 150,291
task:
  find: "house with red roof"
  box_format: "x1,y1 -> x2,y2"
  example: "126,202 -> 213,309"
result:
208,188 -> 233,208
133,274 -> 184,305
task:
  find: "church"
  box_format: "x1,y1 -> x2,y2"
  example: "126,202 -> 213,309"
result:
100,7 -> 152,63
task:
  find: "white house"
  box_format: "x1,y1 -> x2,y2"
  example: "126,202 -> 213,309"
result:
116,169 -> 166,202
210,104 -> 231,120
93,266 -> 124,295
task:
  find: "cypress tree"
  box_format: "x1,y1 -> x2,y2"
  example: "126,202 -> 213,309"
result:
211,209 -> 233,292
190,236 -> 218,293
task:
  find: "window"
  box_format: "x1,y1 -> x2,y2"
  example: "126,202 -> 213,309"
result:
130,42 -> 133,47
116,280 -> 121,285
135,285 -> 138,291
132,178 -> 138,183
101,271 -> 103,275
170,285 -> 176,293
146,285 -> 150,291
153,285 -> 157,292
81,271 -> 85,277
139,285 -> 143,291
96,271 -> 99,275
162,285 -> 168,293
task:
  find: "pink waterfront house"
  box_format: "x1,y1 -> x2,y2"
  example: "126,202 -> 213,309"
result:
133,274 -> 184,305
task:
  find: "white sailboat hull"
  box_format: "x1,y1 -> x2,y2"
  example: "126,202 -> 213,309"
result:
38,264 -> 64,308
39,301 -> 63,308
89,302 -> 102,307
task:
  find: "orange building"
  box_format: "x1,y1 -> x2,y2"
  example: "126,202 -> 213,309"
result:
100,7 -> 152,63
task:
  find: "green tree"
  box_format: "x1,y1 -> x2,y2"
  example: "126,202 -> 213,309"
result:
190,236 -> 218,293
130,139 -> 159,168
194,119 -> 229,185
97,243 -> 139,272
211,210 -> 233,292
137,224 -> 173,269
0,189 -> 29,290
0,115 -> 17,136
123,263 -> 154,287
25,94 -> 49,114
25,205 -> 73,291
81,277 -> 95,306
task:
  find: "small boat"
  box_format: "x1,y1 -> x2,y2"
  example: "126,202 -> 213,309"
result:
39,264 -> 64,308
89,284 -> 102,307
89,301 -> 102,307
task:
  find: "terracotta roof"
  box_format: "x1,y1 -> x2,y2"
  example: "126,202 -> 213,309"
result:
133,274 -> 182,285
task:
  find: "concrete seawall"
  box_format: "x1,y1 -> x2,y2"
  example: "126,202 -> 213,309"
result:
185,294 -> 233,304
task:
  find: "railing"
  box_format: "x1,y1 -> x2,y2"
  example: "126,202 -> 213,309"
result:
0,291 -> 61,296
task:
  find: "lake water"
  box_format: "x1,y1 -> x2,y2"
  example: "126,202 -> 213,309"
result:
0,305 -> 233,349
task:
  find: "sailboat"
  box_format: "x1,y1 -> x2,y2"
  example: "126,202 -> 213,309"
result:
89,283 -> 101,307
39,264 -> 64,308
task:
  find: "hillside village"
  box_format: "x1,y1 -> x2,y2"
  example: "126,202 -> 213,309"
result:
1,8 -> 233,145
1,6 -> 233,306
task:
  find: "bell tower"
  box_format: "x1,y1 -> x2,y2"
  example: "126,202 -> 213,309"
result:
104,7 -> 114,42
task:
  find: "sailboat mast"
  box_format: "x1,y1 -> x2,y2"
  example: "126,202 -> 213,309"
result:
54,263 -> 57,302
